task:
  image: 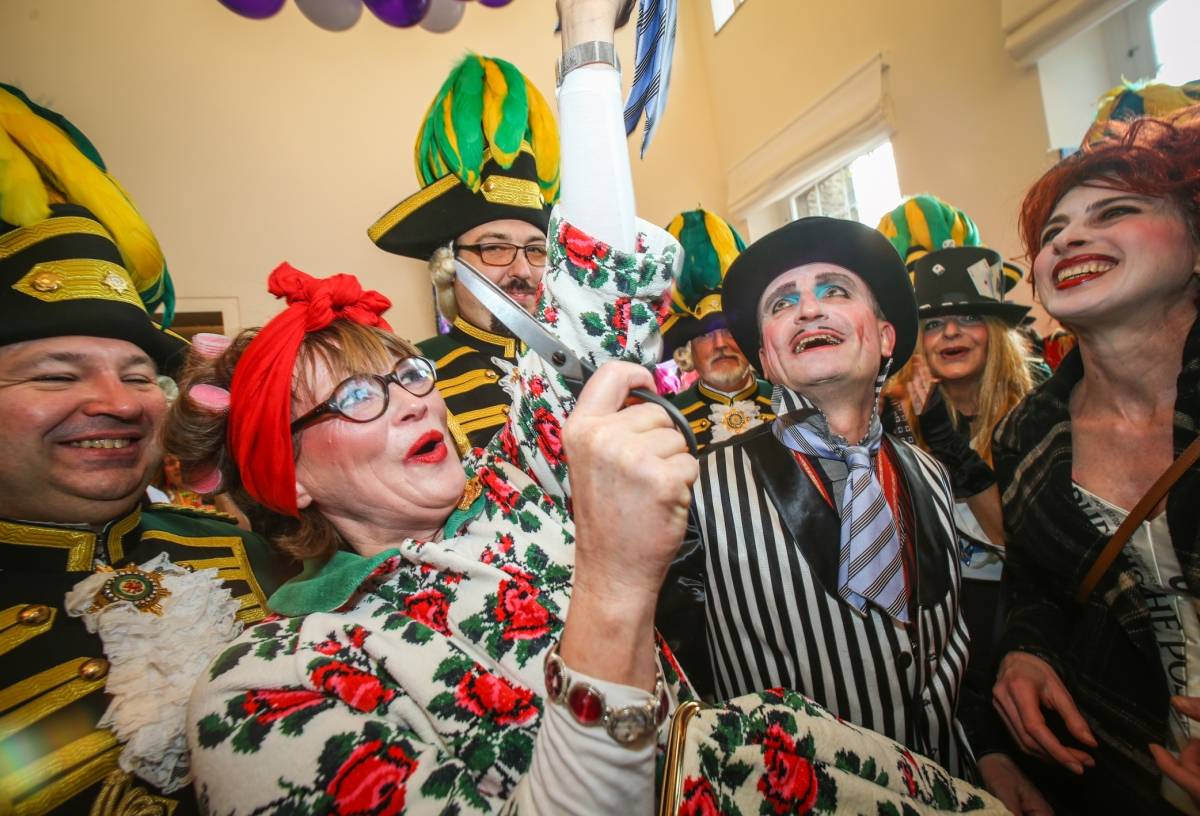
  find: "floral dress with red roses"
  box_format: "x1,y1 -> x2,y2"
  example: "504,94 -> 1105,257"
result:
187,214 -> 1002,815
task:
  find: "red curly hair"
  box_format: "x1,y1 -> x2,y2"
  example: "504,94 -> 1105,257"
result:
1019,107 -> 1200,262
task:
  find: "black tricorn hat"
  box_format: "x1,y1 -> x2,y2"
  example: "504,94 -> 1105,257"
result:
0,204 -> 187,373
911,246 -> 1031,326
368,146 -> 551,261
723,217 -> 918,373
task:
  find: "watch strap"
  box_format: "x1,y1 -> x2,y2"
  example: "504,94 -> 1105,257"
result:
556,40 -> 621,87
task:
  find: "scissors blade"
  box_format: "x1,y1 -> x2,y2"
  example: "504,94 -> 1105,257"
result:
453,258 -> 587,382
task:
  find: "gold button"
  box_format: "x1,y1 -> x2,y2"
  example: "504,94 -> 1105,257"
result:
79,658 -> 110,681
482,178 -> 496,193
501,405 -> 510,414
18,604 -> 52,625
485,370 -> 498,380
30,271 -> 61,292
697,420 -> 710,430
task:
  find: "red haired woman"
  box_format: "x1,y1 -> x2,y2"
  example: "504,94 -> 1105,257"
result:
992,109 -> 1200,813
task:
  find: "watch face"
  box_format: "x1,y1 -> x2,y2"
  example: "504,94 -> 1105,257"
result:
606,705 -> 652,745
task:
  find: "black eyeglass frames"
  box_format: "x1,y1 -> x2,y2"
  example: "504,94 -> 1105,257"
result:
290,356 -> 438,433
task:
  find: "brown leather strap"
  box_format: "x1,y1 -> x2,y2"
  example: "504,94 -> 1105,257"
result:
1075,434 -> 1200,603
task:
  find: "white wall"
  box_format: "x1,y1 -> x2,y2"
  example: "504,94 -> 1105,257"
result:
0,0 -> 726,340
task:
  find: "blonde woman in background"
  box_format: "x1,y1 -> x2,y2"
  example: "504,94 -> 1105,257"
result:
879,197 -> 1052,814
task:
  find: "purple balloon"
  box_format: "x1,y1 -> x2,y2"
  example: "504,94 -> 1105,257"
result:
363,0 -> 431,26
477,0 -> 513,6
218,0 -> 286,19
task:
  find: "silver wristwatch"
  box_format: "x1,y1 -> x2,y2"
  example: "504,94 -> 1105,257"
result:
555,41 -> 621,87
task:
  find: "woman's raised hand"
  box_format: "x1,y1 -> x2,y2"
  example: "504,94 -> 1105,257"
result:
906,354 -> 940,415
559,361 -> 699,688
557,0 -> 624,47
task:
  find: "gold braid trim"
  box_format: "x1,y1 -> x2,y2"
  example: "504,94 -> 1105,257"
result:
13,260 -> 145,312
0,216 -> 112,261
0,605 -> 57,657
138,532 -> 268,622
436,368 -> 502,399
89,770 -> 177,816
0,521 -> 94,570
0,658 -> 106,742
1,731 -> 119,815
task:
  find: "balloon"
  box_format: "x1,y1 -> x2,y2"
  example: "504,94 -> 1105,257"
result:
218,0 -> 286,19
363,0 -> 430,26
419,0 -> 464,32
477,0 -> 512,6
295,0 -> 363,30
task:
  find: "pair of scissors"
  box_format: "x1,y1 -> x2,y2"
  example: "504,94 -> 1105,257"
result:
454,257 -> 698,458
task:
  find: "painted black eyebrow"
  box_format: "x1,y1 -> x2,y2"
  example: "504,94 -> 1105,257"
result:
759,281 -> 798,314
1042,194 -> 1152,231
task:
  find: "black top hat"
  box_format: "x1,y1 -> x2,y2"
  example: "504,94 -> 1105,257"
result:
911,246 -> 1031,326
368,146 -> 551,261
723,217 -> 918,373
0,204 -> 187,373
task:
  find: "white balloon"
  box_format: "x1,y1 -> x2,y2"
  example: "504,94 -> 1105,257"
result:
295,0 -> 363,31
419,0 -> 464,32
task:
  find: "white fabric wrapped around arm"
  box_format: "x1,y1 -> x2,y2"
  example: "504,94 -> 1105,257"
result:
557,64 -> 637,253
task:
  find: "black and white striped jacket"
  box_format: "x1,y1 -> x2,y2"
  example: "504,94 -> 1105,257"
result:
657,423 -> 976,778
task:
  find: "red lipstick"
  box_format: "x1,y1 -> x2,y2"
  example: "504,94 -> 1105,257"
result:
406,430 -> 448,464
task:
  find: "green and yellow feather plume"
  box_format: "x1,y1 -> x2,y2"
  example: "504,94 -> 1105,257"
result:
665,208 -> 746,319
0,86 -> 173,321
414,54 -> 560,204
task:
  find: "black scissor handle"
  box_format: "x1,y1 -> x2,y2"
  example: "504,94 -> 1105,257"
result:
563,367 -> 699,458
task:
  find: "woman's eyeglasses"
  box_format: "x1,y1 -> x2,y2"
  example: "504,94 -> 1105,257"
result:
291,356 -> 437,432
455,242 -> 548,268
921,314 -> 984,335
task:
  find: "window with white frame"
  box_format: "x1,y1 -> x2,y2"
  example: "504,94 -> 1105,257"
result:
710,0 -> 747,32
789,141 -> 901,229
1150,0 -> 1200,84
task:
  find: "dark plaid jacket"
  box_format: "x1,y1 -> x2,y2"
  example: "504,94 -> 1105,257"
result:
993,315 -> 1200,814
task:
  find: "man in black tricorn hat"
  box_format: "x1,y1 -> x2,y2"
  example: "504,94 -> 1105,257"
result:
657,216 -> 978,779
0,85 -> 287,814
368,55 -> 560,451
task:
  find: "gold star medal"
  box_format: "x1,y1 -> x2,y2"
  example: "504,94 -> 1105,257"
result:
88,564 -> 171,615
721,406 -> 749,432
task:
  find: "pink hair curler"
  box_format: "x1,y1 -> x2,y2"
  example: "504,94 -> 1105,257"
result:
186,466 -> 223,494
192,333 -> 233,358
188,383 -> 231,412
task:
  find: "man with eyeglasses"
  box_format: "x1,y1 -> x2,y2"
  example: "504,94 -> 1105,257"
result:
368,55 -> 557,451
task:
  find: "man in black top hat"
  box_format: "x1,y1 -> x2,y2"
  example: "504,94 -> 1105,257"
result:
368,55 -> 560,451
657,217 -> 977,780
0,86 -> 288,815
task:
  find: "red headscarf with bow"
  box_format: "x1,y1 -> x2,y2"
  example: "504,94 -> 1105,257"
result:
228,263 -> 392,516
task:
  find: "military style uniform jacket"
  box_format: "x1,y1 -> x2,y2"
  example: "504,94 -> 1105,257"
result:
418,317 -> 519,452
0,503 -> 292,815
671,378 -> 774,450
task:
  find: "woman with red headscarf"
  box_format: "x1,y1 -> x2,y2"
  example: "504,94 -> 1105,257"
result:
164,2 -> 1003,813
992,108 -> 1200,814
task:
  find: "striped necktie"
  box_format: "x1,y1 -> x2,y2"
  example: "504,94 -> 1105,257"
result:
772,387 -> 910,622
623,0 -> 678,157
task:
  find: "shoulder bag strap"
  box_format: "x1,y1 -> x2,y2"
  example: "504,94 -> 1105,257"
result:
1075,433 -> 1200,603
